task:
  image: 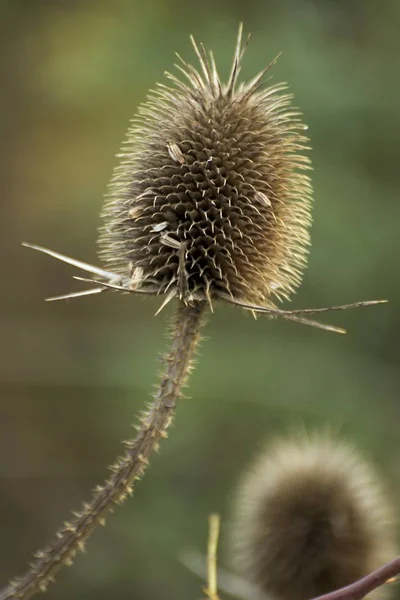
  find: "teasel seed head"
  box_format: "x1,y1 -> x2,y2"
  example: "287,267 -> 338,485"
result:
98,25 -> 313,311
229,433 -> 397,600
23,27 -> 385,331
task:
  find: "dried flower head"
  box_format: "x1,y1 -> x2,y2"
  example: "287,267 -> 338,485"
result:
229,434 -> 396,600
98,25 -> 312,311
22,25 -> 386,330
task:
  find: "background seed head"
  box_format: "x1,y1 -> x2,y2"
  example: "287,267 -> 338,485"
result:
98,27 -> 313,308
229,434 -> 396,600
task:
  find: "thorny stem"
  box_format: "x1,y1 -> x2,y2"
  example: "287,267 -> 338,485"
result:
0,300 -> 206,600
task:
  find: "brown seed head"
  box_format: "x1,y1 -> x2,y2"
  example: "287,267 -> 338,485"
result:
229,434 -> 396,600
98,26 -> 313,309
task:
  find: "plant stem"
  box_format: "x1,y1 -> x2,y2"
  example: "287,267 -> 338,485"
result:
0,300 -> 205,600
311,556 -> 400,600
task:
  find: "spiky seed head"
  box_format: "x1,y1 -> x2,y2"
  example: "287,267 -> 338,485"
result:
229,434 -> 396,600
98,25 -> 312,310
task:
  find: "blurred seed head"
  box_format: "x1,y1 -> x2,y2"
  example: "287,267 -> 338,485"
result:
98,25 -> 313,309
229,433 -> 396,600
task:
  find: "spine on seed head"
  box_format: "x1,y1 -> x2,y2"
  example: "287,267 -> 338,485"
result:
229,433 -> 397,600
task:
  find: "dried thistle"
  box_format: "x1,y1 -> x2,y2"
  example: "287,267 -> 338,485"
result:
98,27 -> 312,313
23,24 -> 384,332
1,24 -> 388,600
229,434 -> 397,600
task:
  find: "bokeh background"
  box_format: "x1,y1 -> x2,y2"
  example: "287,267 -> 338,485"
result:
1,1 -> 400,598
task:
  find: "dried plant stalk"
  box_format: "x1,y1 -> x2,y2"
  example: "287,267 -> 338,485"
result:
311,557 -> 400,600
0,301 -> 205,600
204,514 -> 222,600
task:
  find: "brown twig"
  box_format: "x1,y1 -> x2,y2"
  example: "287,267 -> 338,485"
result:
311,556 -> 400,600
0,300 -> 205,600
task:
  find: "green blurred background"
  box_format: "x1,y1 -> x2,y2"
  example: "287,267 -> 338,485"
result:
1,0 -> 400,598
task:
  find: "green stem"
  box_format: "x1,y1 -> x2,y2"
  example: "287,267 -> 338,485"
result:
0,300 -> 206,600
